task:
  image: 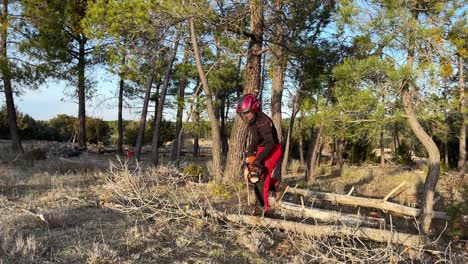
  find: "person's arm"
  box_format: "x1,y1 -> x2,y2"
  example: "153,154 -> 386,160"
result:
254,122 -> 275,165
247,126 -> 258,157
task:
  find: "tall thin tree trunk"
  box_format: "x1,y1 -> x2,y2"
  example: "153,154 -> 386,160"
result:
220,95 -> 228,154
193,92 -> 200,158
134,72 -> 155,160
281,88 -> 301,176
337,138 -> 345,170
282,67 -> 304,175
190,18 -> 223,178
330,138 -> 336,166
298,113 -> 305,165
172,47 -> 189,161
224,0 -> 264,180
117,74 -> 124,154
271,1 -> 287,180
395,124 -> 400,149
151,32 -> 181,166
0,0 -> 23,154
77,36 -> 87,150
458,55 -> 466,178
306,126 -> 323,183
380,130 -> 385,166
404,14 -> 440,234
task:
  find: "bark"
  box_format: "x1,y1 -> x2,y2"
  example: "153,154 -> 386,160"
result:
77,35 -> 87,150
190,18 -> 223,177
134,72 -> 155,160
404,12 -> 441,235
0,0 -> 23,154
151,32 -> 180,166
172,47 -> 189,161
288,187 -> 448,220
458,55 -> 466,178
224,0 -> 264,180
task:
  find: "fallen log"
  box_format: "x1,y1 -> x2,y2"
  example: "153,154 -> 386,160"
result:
274,200 -> 386,228
288,187 -> 448,220
200,209 -> 427,247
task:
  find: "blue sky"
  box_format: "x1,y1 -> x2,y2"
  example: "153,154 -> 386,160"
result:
13,75 -> 140,122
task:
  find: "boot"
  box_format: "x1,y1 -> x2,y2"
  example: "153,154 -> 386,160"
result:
274,182 -> 287,201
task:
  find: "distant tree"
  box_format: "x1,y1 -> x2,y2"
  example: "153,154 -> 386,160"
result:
48,114 -> 76,142
0,0 -> 24,153
18,114 -> 37,140
190,6 -> 223,177
335,0 -> 462,235
23,0 -> 104,150
86,117 -> 111,145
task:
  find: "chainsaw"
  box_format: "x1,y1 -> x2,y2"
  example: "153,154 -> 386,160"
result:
243,162 -> 266,208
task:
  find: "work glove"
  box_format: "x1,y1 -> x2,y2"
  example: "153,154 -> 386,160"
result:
252,159 -> 263,169
245,155 -> 256,165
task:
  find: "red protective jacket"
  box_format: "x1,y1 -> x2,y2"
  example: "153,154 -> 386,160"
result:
247,111 -> 280,164
247,111 -> 281,213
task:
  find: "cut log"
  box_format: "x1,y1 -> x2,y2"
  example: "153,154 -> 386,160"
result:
289,187 -> 448,220
200,209 -> 426,247
275,201 -> 385,228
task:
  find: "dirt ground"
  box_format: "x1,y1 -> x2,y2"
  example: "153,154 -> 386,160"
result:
0,140 -> 467,263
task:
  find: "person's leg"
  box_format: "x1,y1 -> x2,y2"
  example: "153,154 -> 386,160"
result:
261,144 -> 282,212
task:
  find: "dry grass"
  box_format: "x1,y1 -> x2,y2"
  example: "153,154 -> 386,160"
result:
0,143 -> 466,263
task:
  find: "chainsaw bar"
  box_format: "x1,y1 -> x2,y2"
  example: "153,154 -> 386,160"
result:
251,180 -> 265,208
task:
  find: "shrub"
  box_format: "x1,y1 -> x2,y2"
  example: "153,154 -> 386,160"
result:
183,163 -> 203,178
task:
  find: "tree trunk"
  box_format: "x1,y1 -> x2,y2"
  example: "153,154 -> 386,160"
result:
172,47 -> 189,161
151,32 -> 180,166
0,0 -> 23,154
403,13 -> 441,235
458,55 -> 466,178
134,72 -> 155,160
201,209 -> 426,247
395,124 -> 400,149
193,92 -> 200,158
190,18 -> 223,178
337,138 -> 345,170
224,0 -> 264,180
298,113 -> 305,165
306,126 -> 322,182
330,137 -> 336,166
77,36 -> 87,150
220,95 -> 228,154
380,130 -> 385,166
281,85 -> 301,176
271,0 -> 287,180
288,187 -> 448,220
117,75 -> 124,154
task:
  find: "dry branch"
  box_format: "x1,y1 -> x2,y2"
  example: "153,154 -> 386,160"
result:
200,209 -> 427,247
275,201 -> 386,228
289,187 -> 448,220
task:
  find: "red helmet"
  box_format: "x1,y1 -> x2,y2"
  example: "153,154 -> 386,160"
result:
236,94 -> 259,114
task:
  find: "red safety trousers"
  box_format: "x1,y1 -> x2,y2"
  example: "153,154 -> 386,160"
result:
256,144 -> 282,213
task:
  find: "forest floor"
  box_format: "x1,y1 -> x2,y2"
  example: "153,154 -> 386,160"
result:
0,140 -> 467,263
